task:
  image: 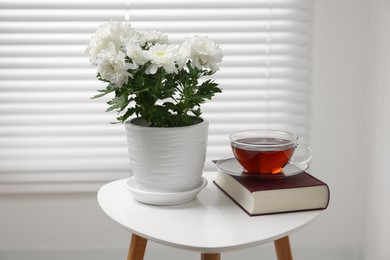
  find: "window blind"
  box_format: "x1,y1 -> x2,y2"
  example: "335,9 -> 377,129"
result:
0,0 -> 311,193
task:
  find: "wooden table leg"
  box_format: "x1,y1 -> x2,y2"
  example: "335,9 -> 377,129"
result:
201,253 -> 221,260
274,236 -> 293,260
127,233 -> 148,260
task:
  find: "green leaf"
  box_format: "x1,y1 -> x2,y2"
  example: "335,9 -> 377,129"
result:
91,91 -> 110,99
163,102 -> 178,112
117,107 -> 136,123
106,95 -> 128,112
91,84 -> 116,99
191,108 -> 202,117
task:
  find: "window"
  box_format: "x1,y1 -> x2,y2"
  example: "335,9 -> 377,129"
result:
0,0 -> 311,192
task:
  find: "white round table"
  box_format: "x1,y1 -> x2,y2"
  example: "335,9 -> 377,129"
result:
97,172 -> 323,260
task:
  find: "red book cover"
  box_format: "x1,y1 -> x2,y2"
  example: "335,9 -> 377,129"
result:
230,172 -> 328,192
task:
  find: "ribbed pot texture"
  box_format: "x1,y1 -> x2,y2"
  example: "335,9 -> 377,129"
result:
125,118 -> 209,193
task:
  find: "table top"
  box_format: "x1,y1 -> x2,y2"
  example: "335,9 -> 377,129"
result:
97,172 -> 323,253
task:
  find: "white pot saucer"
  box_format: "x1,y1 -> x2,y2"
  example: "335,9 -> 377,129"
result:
124,177 -> 208,206
215,156 -> 309,179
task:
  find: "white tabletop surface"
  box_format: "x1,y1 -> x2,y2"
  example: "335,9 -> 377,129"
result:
97,172 -> 323,253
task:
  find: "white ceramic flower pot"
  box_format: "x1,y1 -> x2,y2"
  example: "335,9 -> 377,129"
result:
125,117 -> 209,202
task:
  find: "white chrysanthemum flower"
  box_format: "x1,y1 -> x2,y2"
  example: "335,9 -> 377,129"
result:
187,36 -> 223,71
140,30 -> 169,48
86,21 -> 140,64
176,41 -> 191,70
119,22 -> 142,45
86,23 -> 120,64
126,44 -> 148,69
96,42 -> 132,87
144,44 -> 178,74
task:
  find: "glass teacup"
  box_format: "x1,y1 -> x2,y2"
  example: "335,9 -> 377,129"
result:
230,130 -> 312,175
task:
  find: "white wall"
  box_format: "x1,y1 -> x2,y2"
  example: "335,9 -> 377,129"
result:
295,0 -> 368,257
363,0 -> 390,259
0,0 -> 381,259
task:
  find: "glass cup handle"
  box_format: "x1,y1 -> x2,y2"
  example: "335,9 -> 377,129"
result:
289,144 -> 312,166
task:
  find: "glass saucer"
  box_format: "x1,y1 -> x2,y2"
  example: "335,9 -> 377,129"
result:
215,156 -> 309,179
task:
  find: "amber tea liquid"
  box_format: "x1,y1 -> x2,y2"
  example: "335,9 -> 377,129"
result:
231,137 -> 295,174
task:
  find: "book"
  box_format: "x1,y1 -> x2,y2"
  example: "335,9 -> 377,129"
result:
214,170 -> 330,216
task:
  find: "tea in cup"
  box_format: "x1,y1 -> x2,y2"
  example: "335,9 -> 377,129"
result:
230,130 -> 312,175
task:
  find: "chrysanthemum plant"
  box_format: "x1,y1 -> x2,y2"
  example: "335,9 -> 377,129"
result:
87,21 -> 223,127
